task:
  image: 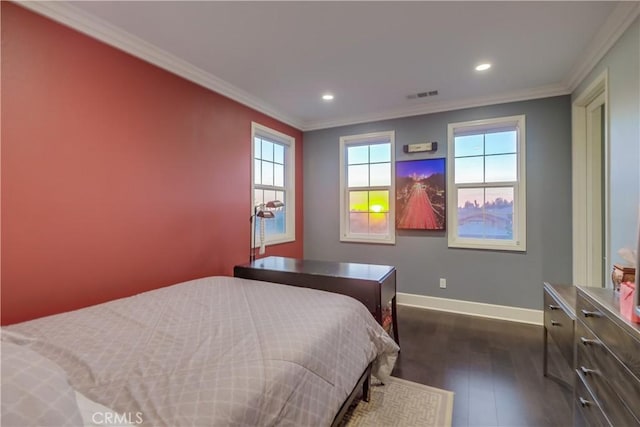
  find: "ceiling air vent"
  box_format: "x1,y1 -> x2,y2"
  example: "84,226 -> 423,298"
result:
407,90 -> 439,100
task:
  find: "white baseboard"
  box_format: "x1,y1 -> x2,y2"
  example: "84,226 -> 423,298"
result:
397,292 -> 543,325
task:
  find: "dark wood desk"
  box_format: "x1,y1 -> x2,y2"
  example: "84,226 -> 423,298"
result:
234,256 -> 399,345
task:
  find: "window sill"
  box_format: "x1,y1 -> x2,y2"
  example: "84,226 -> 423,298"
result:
340,236 -> 396,245
448,239 -> 526,252
253,234 -> 295,248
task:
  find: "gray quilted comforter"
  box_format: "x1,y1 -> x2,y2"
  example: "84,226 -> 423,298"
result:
4,276 -> 399,426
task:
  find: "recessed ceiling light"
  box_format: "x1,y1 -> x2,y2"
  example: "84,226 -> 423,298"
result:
322,94 -> 334,101
475,63 -> 492,71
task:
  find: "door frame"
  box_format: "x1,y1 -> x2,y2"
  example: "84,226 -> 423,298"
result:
572,70 -> 610,287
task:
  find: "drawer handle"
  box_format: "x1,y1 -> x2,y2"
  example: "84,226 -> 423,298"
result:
580,366 -> 596,376
579,397 -> 591,407
548,304 -> 560,310
580,337 -> 599,346
551,320 -> 561,326
581,309 -> 601,318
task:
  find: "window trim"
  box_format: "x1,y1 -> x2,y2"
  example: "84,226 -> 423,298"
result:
339,130 -> 396,245
251,122 -> 295,247
447,115 -> 526,251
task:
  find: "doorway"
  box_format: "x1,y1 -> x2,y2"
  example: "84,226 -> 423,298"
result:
572,71 -> 609,288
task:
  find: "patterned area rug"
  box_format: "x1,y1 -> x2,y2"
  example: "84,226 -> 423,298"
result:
342,376 -> 454,427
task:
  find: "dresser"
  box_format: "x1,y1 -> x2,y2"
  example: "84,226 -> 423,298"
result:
574,286 -> 640,426
234,256 -> 399,345
543,282 -> 576,386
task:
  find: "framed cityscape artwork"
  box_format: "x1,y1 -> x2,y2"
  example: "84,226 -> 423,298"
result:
396,158 -> 446,230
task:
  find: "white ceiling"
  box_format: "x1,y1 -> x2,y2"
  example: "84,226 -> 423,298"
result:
23,1 -> 640,130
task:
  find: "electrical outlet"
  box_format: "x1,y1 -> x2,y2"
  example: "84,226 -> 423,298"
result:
439,278 -> 447,289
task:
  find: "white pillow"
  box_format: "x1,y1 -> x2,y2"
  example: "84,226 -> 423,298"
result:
1,341 -> 84,427
74,391 -> 135,427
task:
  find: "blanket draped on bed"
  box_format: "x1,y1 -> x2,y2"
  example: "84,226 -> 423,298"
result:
3,276 -> 399,426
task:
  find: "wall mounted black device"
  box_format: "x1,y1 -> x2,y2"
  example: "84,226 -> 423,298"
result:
403,142 -> 437,153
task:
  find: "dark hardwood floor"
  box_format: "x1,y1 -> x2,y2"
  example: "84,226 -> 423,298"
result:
390,305 -> 574,427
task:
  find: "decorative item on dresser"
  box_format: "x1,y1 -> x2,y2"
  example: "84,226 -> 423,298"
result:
234,256 -> 399,345
543,282 -> 576,388
574,286 -> 640,426
611,264 -> 636,291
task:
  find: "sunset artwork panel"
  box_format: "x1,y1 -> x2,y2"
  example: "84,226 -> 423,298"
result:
396,158 -> 446,230
346,142 -> 392,236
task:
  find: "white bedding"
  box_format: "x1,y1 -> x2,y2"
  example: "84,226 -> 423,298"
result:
3,276 -> 398,426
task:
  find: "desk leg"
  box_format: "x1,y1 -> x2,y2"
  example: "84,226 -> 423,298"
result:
543,326 -> 548,377
363,373 -> 371,402
392,296 -> 400,347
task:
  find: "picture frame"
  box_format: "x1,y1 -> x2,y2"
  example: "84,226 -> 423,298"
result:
395,158 -> 446,230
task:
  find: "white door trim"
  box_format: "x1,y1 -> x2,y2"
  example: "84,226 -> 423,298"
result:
585,92 -> 605,287
572,70 -> 610,287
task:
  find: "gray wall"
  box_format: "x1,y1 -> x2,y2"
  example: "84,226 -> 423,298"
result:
573,17 -> 640,267
303,96 -> 572,310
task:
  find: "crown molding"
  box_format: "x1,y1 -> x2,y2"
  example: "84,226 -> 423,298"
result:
15,1 -> 636,133
302,83 -> 570,131
15,1 -> 305,130
564,1 -> 640,92
305,2 -> 639,132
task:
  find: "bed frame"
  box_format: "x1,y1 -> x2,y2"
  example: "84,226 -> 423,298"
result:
330,362 -> 372,427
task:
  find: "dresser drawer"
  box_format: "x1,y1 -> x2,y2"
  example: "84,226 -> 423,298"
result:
574,371 -> 611,427
545,289 -> 575,366
576,320 -> 640,425
577,292 -> 640,380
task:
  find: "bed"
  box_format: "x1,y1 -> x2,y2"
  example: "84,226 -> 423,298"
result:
1,276 -> 399,426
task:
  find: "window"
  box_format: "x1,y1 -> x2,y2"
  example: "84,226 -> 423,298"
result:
252,122 -> 295,246
447,115 -> 526,251
340,131 -> 395,244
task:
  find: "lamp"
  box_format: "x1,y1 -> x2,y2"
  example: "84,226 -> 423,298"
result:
265,200 -> 284,209
250,200 -> 284,262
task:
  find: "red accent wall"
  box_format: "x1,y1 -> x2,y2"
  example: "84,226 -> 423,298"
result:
1,3 -> 304,325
